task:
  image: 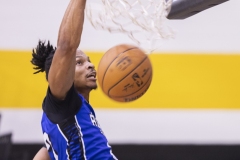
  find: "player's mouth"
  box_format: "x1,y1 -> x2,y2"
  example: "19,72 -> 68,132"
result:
86,71 -> 97,81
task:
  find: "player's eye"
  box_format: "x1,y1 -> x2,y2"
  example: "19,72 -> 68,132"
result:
76,61 -> 82,65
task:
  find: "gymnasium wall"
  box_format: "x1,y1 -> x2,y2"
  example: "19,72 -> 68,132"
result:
1,51 -> 240,109
0,0 -> 240,159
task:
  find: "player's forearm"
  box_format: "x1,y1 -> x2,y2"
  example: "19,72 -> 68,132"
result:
33,147 -> 51,160
57,0 -> 86,51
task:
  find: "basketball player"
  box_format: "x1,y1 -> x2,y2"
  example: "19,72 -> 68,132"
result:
32,0 -> 117,159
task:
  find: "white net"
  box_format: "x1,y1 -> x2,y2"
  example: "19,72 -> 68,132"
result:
85,0 -> 174,53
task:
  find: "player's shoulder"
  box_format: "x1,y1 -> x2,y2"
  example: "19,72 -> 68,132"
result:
42,85 -> 82,123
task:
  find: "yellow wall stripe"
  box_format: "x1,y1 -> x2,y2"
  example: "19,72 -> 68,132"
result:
0,50 -> 240,109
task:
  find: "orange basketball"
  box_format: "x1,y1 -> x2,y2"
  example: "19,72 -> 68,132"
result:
97,44 -> 153,102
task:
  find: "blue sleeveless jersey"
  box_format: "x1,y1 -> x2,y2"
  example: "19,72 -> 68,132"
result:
41,94 -> 117,160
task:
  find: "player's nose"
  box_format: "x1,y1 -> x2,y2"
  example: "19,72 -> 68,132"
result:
87,61 -> 95,70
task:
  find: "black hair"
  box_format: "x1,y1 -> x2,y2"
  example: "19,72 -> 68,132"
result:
31,40 -> 56,80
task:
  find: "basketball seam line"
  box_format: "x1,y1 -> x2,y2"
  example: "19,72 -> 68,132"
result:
110,69 -> 152,99
107,56 -> 151,98
101,47 -> 138,89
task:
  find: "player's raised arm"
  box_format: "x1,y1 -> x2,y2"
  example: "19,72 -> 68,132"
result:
48,0 -> 86,99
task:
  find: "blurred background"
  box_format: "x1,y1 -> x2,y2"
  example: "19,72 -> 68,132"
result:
0,0 -> 240,159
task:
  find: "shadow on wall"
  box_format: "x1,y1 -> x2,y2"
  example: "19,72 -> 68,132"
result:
0,113 -> 30,160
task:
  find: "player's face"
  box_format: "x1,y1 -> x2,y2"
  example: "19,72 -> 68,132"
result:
74,50 -> 97,91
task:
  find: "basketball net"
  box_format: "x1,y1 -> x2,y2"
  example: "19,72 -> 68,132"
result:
85,0 -> 175,53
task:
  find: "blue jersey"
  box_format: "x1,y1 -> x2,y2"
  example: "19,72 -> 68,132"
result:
41,85 -> 117,160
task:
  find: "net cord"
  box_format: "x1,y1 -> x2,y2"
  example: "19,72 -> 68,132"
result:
85,0 -> 174,53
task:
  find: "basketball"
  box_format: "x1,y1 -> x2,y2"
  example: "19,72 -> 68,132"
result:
97,44 -> 153,102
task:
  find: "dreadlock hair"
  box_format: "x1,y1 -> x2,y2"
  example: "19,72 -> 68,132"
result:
31,40 -> 56,80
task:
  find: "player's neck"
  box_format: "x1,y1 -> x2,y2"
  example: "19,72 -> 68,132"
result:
78,91 -> 90,103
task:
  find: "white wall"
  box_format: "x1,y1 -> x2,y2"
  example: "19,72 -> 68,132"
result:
0,0 -> 239,52
1,109 -> 240,144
